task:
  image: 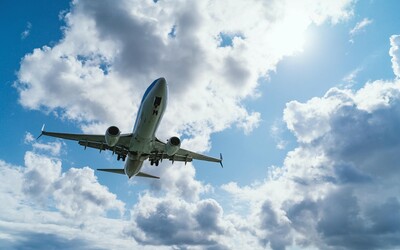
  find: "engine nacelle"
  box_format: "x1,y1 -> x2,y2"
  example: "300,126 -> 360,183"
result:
165,136 -> 181,156
105,126 -> 121,147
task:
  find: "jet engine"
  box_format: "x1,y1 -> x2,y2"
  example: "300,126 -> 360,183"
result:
165,136 -> 181,156
105,126 -> 121,147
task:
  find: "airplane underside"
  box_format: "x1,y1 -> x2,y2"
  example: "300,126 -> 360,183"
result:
39,77 -> 222,180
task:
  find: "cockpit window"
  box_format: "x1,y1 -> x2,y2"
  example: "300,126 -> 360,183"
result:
154,97 -> 162,107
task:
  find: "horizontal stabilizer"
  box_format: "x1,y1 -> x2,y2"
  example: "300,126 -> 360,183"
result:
97,168 -> 125,175
136,172 -> 160,179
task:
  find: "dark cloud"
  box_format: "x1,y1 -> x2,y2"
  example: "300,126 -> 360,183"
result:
4,232 -> 105,250
325,103 -> 400,178
195,199 -> 224,234
271,80 -> 400,249
367,197 -> 400,234
78,0 -> 206,94
259,201 -> 291,250
129,197 -> 226,248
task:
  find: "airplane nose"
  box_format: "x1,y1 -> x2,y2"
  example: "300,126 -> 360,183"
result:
155,77 -> 167,93
157,77 -> 166,86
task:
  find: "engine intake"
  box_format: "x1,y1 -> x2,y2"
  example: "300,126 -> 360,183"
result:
105,126 -> 121,147
165,136 -> 181,156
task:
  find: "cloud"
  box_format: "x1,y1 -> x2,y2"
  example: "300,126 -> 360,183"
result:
270,120 -> 288,150
15,0 -> 354,153
24,151 -> 125,218
342,67 -> 362,84
20,137 -> 124,217
128,194 -> 227,248
9,0 -> 378,249
350,18 -> 373,35
25,132 -> 63,156
21,22 -> 32,40
349,18 -> 373,43
53,167 -> 125,218
0,151 -> 138,249
224,77 -> 400,249
3,232 -> 105,250
390,35 -> 400,78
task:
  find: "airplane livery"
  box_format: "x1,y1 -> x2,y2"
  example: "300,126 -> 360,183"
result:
39,77 -> 222,179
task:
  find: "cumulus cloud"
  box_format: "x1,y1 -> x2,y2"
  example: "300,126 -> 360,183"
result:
128,194 -> 227,248
0,150 -> 135,249
15,0 -> 354,153
390,35 -> 400,78
25,132 -> 63,156
10,0 -> 371,249
23,151 -> 124,217
224,78 -> 400,249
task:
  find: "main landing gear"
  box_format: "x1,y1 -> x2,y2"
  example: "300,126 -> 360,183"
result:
117,154 -> 126,161
150,160 -> 159,166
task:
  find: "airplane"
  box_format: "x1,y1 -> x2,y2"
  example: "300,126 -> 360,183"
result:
38,77 -> 223,179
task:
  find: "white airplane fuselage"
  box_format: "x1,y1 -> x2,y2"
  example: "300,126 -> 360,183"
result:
124,77 -> 168,178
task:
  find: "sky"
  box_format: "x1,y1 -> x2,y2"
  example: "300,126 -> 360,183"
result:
1,0 -> 400,249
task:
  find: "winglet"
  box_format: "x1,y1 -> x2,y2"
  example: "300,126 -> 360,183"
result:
219,153 -> 224,168
37,124 -> 46,140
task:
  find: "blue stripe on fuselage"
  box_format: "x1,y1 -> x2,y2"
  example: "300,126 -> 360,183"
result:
133,78 -> 162,133
140,78 -> 160,105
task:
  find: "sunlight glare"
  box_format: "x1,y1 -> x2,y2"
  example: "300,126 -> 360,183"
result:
269,8 -> 311,56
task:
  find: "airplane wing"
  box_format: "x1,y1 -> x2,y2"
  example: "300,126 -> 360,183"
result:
152,138 -> 223,167
39,128 -> 132,156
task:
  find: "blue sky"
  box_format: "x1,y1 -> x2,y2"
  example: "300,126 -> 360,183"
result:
2,0 -> 400,249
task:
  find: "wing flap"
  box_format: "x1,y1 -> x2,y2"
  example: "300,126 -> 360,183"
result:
78,141 -> 128,156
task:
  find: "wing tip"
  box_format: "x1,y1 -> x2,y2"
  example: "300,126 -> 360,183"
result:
37,124 -> 46,140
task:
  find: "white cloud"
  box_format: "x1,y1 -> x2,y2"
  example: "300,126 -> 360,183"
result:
0,151 -> 136,249
15,0 -> 354,154
390,35 -> 400,78
10,0 -> 383,249
25,132 -> 63,156
225,78 -> 400,249
350,18 -> 373,35
349,18 -> 373,43
270,120 -> 288,150
21,22 -> 32,40
342,67 -> 362,84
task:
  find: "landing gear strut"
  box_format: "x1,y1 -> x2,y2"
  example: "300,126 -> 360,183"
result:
150,160 -> 159,166
117,154 -> 126,161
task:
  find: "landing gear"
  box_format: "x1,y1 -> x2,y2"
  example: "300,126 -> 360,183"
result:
150,160 -> 159,166
117,154 -> 126,161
